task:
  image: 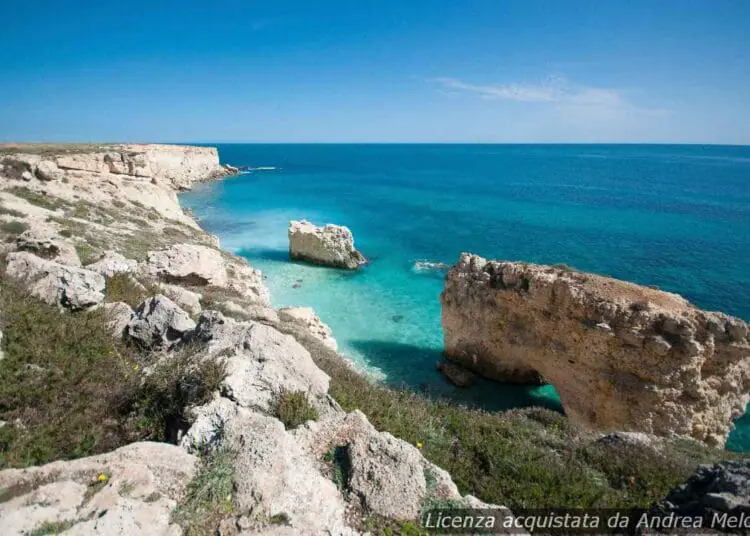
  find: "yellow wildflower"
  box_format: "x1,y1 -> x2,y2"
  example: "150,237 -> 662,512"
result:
416,441 -> 424,450
97,473 -> 109,482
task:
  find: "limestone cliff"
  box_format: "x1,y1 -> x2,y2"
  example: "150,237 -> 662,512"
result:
0,145 -> 502,535
441,253 -> 750,445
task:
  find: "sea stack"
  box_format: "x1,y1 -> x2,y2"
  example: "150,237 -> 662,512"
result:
288,220 -> 366,269
440,253 -> 750,446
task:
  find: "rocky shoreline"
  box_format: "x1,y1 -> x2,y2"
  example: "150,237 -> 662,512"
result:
0,144 -> 747,535
0,144 -> 501,535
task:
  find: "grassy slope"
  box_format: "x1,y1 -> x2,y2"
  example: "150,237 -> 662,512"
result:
278,320 -> 742,511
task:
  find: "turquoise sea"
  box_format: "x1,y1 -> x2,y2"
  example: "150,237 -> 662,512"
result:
180,144 -> 750,451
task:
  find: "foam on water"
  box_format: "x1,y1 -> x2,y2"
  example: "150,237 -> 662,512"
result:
182,143 -> 750,449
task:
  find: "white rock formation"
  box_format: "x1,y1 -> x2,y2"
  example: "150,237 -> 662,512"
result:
288,220 -> 366,270
278,307 -> 338,351
0,442 -> 197,536
103,301 -> 135,338
5,251 -> 105,310
88,251 -> 138,276
126,294 -> 196,348
190,312 -> 330,412
159,283 -> 202,315
143,243 -> 228,286
441,253 -> 750,445
14,228 -> 81,266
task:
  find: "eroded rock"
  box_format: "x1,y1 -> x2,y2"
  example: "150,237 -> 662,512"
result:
88,251 -> 138,277
144,243 -> 228,286
288,220 -> 365,270
278,307 -> 337,351
126,294 -> 196,348
656,460 -> 750,522
0,442 -> 197,536
5,251 -> 105,310
14,229 -> 81,266
440,253 -> 750,445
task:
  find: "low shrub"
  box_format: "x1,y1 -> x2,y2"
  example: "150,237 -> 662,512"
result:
7,187 -> 68,211
130,347 -> 226,443
0,220 -> 28,236
104,273 -> 158,308
0,204 -> 25,218
0,276 -> 144,468
272,389 -> 319,429
172,447 -> 235,536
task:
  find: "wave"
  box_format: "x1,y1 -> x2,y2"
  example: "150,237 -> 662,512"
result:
412,260 -> 451,274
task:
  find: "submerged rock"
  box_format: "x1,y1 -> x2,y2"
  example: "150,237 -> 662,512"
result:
436,359 -> 477,387
288,220 -> 366,270
440,252 -> 750,445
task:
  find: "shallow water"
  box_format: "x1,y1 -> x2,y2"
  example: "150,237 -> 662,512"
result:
180,144 -> 750,450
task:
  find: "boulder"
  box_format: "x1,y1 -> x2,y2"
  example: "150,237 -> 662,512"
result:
348,424 -> 427,519
441,253 -> 750,445
184,403 -> 356,535
14,229 -> 81,266
5,252 -> 105,310
126,294 -> 196,348
221,301 -> 280,324
34,160 -> 65,181
226,262 -> 271,306
0,442 -> 197,536
655,460 -> 750,522
159,283 -> 202,315
103,301 -> 134,338
88,250 -> 138,276
191,313 -> 329,412
144,243 -> 228,286
288,220 -> 366,270
278,307 -> 337,351
436,359 -> 476,387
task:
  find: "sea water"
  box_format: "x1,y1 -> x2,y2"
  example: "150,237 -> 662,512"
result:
180,144 -> 750,451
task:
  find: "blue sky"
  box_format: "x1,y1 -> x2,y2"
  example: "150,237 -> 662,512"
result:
1,1 -> 748,143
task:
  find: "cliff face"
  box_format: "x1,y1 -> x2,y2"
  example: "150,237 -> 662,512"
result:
1,143 -> 232,191
441,253 -> 750,446
0,145 -> 500,535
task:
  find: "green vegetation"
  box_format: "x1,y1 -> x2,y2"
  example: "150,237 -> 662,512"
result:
272,389 -> 319,429
75,242 -> 100,265
0,276 -> 143,468
104,273 -> 158,308
364,517 -> 430,536
26,519 -> 79,536
278,320 -> 736,511
7,186 -> 68,211
0,220 -> 28,236
322,445 -> 351,491
131,347 -> 227,442
0,273 -> 225,468
172,447 -> 235,536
